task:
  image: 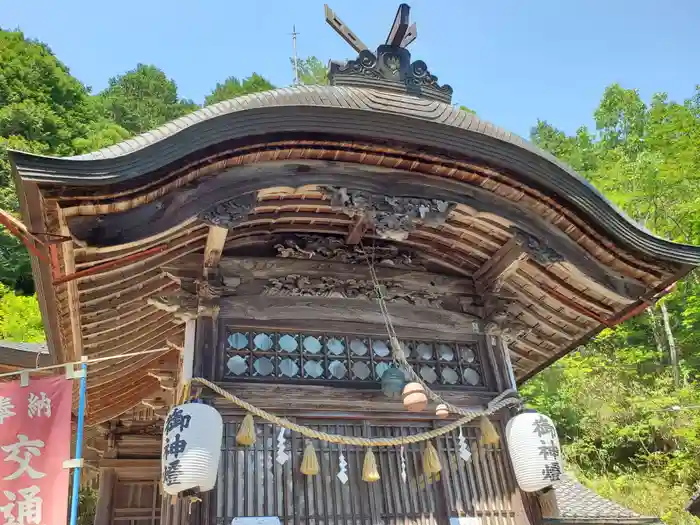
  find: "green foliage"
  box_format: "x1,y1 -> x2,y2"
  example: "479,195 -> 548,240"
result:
0,30 -> 114,293
526,84 -> 700,525
95,64 -> 199,134
292,56 -> 328,86
78,487 -> 97,525
205,73 -> 276,106
0,30 -> 275,292
2,27 -> 700,521
0,284 -> 43,341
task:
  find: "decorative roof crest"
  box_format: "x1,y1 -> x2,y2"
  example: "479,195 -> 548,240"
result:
324,3 -> 453,103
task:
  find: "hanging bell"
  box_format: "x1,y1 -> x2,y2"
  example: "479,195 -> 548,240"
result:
381,367 -> 406,399
435,404 -> 449,419
402,382 -> 428,412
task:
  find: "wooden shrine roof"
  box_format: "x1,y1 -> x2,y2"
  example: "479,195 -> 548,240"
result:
7,85 -> 700,423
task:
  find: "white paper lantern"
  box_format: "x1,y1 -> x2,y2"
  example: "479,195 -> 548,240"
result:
506,411 -> 563,492
161,402 -> 223,495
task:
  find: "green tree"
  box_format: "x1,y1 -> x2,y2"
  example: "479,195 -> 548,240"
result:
0,284 -> 44,341
205,73 -> 276,106
526,83 -> 700,525
0,30 -> 97,207
0,30 -> 114,292
291,56 -> 328,85
96,64 -> 199,134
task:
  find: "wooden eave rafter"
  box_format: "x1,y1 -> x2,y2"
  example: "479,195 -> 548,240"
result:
8,85 -> 700,425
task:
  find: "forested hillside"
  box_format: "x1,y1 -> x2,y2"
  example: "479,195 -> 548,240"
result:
1,29 -> 699,524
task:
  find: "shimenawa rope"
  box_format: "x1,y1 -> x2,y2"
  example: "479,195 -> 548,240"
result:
191,377 -> 520,447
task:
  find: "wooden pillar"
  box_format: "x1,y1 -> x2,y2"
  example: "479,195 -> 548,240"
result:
192,226 -> 228,384
94,468 -> 116,525
537,487 -> 560,519
186,226 -> 228,525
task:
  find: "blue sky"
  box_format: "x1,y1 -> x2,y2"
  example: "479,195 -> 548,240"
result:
2,0 -> 698,138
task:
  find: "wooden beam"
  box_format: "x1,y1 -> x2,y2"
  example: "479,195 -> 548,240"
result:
385,3 -> 410,47
203,226 -> 228,274
218,295 -> 479,335
164,255 -> 476,296
211,383 -> 497,416
474,236 -> 527,293
324,4 -> 368,53
400,23 -> 417,47
223,318 -> 482,343
346,216 -> 369,245
94,468 -> 116,525
95,459 -> 162,481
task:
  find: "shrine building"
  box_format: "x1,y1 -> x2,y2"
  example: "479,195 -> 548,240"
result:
4,4 -> 696,525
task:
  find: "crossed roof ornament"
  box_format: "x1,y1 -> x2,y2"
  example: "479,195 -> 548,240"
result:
324,3 -> 417,53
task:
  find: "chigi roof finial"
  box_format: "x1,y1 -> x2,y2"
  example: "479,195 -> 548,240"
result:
324,3 -> 453,103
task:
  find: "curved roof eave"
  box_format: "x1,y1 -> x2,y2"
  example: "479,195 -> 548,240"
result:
8,84 -> 700,266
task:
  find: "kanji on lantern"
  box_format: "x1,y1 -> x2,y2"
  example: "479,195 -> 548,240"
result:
506,411 -> 564,492
532,415 -> 556,438
165,407 -> 191,434
537,439 -> 560,461
542,461 -> 562,482
163,460 -> 181,487
161,403 -> 223,496
2,436 -> 45,481
164,434 -> 187,460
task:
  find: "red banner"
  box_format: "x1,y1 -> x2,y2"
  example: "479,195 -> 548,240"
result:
0,376 -> 73,525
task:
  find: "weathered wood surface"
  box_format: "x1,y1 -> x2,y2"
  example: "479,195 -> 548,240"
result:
96,459 -> 161,481
164,255 -> 477,295
112,479 -> 161,525
474,236 -> 527,293
94,468 -> 116,525
221,317 -> 483,342
210,383 -> 496,416
207,417 -> 522,525
64,157 -> 653,301
218,296 -> 479,333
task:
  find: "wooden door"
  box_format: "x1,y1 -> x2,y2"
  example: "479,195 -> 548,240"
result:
112,480 -> 162,525
216,418 -> 522,525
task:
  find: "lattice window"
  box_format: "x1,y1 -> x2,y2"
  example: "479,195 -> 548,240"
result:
223,330 -> 486,389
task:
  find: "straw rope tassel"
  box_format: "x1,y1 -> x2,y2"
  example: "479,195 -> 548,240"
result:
423,441 -> 441,475
479,415 -> 500,445
301,442 -> 319,476
236,413 -> 256,446
362,448 -> 380,482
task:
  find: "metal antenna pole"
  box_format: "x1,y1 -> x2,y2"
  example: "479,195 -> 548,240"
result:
292,25 -> 300,85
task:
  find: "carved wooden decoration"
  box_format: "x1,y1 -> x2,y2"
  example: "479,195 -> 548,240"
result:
274,234 -> 425,269
320,187 -> 455,240
198,193 -> 257,229
263,274 -> 443,307
513,228 -> 564,265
